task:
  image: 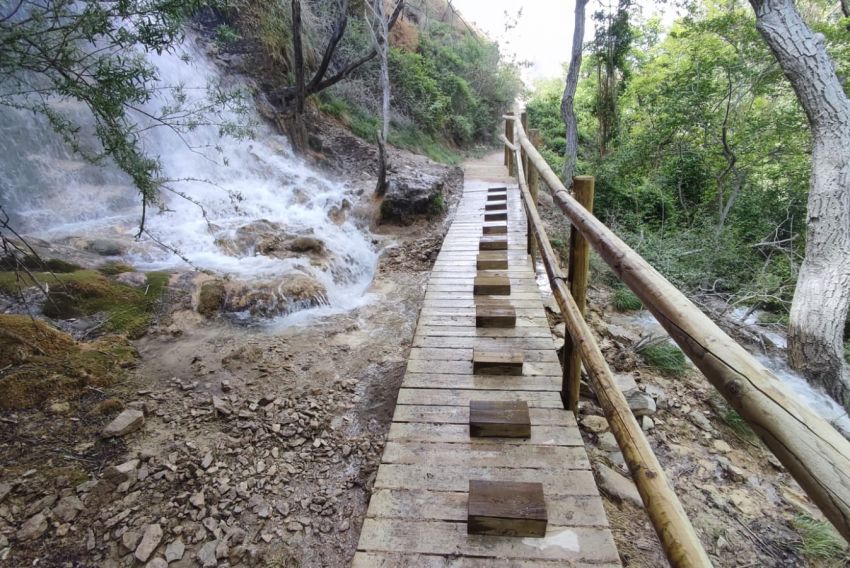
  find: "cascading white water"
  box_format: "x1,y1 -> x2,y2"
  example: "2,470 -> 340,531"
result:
0,34 -> 378,319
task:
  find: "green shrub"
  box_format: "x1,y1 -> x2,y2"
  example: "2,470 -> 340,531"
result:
793,514 -> 849,561
639,343 -> 687,375
611,286 -> 642,311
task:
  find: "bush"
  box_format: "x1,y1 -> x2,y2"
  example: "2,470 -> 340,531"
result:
639,343 -> 687,375
611,286 -> 642,311
793,514 -> 850,561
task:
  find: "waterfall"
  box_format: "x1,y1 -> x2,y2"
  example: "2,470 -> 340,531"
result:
0,33 -> 378,319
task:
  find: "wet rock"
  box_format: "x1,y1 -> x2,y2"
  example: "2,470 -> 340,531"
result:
379,167 -> 461,225
197,280 -> 226,317
134,523 -> 163,563
165,537 -> 185,562
102,409 -> 145,437
626,391 -> 656,417
223,274 -> 328,317
15,512 -> 48,541
596,463 -> 642,507
86,239 -> 126,256
53,495 -> 84,522
288,236 -> 325,254
579,415 -> 609,433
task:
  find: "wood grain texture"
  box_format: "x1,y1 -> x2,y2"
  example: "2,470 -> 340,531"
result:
467,480 -> 547,537
469,400 -> 531,438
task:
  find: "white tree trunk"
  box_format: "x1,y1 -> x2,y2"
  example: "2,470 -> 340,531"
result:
371,0 -> 391,195
749,0 -> 850,410
560,0 -> 588,186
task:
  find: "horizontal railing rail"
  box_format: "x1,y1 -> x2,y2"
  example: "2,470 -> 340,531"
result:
504,109 -> 850,553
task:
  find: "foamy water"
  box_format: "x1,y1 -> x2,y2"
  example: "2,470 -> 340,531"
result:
0,34 -> 377,316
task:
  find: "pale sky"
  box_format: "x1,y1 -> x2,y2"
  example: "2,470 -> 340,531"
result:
451,0 -> 678,86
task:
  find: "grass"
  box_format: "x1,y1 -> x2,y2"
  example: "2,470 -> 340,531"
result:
639,343 -> 688,375
0,269 -> 169,337
710,391 -> 757,440
611,286 -> 642,312
793,514 -> 850,562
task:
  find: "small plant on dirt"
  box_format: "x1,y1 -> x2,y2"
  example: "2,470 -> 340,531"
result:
429,194 -> 446,217
710,391 -> 756,440
793,514 -> 850,562
638,342 -> 687,375
611,285 -> 642,311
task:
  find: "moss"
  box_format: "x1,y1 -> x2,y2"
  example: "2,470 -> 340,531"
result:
0,269 -> 168,337
639,343 -> 688,375
98,261 -> 135,276
198,280 -> 226,317
0,315 -> 138,409
1,255 -> 81,274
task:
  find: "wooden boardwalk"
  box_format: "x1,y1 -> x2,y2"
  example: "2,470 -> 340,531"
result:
353,159 -> 620,567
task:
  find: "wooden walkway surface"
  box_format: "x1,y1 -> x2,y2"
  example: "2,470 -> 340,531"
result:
353,159 -> 621,567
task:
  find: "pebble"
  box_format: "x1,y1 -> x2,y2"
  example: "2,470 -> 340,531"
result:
54,495 -> 84,522
596,463 -> 642,507
134,523 -> 163,563
165,537 -> 185,562
196,540 -> 218,568
145,559 -> 167,568
122,530 -> 141,552
190,491 -> 205,508
15,512 -> 48,541
579,415 -> 609,433
102,409 -> 145,437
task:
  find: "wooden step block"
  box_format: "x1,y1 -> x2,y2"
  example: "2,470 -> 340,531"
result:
467,480 -> 547,537
476,252 -> 508,270
487,193 -> 507,202
469,400 -> 530,438
473,276 -> 511,296
479,237 -> 507,251
485,201 -> 507,211
475,303 -> 516,327
484,211 -> 508,222
488,186 -> 507,193
482,223 -> 507,235
472,348 -> 523,375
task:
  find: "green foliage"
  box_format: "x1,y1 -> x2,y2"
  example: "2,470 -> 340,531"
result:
792,514 -> 850,561
523,1 -> 850,315
215,24 -> 242,46
611,286 -> 642,311
639,343 -> 687,375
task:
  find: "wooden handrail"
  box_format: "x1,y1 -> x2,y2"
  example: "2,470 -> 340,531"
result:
506,112 -> 850,543
509,131 -> 713,567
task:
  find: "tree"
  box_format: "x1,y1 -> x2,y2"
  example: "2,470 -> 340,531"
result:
0,0 -> 248,233
561,0 -> 589,184
748,0 -> 850,409
366,0 -> 397,195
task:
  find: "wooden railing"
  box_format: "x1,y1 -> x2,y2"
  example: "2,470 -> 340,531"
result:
503,110 -> 850,564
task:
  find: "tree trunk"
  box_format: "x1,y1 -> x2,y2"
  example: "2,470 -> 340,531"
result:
290,0 -> 307,151
560,0 -> 588,185
370,0 -> 392,196
749,0 -> 850,410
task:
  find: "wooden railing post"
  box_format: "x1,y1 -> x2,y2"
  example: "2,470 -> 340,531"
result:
520,112 -> 529,179
527,129 -> 541,263
505,117 -> 515,175
564,176 -> 595,412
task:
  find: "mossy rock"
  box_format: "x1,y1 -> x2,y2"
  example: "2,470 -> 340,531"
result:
0,269 -> 169,337
1,255 -> 81,274
198,280 -> 226,317
0,315 -> 138,409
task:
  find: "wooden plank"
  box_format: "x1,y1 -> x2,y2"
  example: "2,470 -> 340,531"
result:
485,201 -> 508,211
483,223 -> 508,235
485,211 -> 508,222
412,335 -> 555,349
353,552 -> 621,568
402,374 -> 560,392
476,252 -> 508,270
467,480 -> 547,537
381,442 -> 589,469
392,406 -> 576,426
473,275 -> 511,295
406,360 -> 562,376
364,489 -> 608,527
387,422 -> 581,445
357,519 -> 620,563
479,237 -> 508,251
415,326 -> 552,338
374,465 -> 598,495
469,400 -> 530,438
472,349 -> 524,376
397,388 -> 563,408
408,349 -> 556,363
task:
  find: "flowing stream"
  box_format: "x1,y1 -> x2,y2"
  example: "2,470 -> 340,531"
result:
0,34 -> 377,319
